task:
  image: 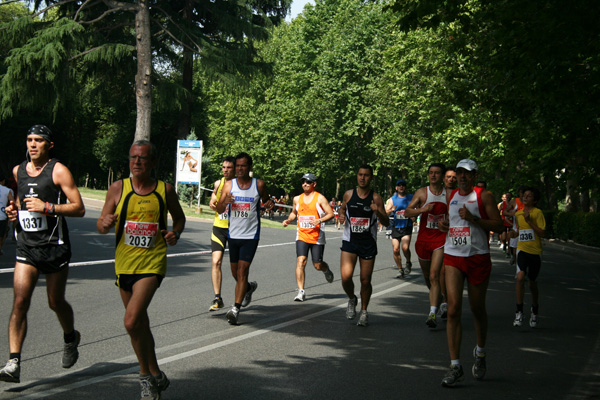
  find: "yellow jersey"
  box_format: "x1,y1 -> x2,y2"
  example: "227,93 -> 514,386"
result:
115,178 -> 168,276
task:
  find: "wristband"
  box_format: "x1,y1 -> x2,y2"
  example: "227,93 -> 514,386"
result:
43,202 -> 55,215
173,231 -> 181,240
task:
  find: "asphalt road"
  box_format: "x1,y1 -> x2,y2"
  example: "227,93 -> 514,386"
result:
0,205 -> 598,399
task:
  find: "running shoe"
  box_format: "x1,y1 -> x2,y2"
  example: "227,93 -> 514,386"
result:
530,309 -> 538,328
0,358 -> 20,383
357,310 -> 369,327
439,302 -> 448,319
139,374 -> 159,399
346,296 -> 358,319
62,330 -> 81,368
323,264 -> 334,283
441,364 -> 464,387
294,289 -> 305,302
513,311 -> 523,327
209,297 -> 224,311
426,312 -> 437,328
472,347 -> 486,380
226,306 -> 240,325
405,261 -> 412,275
396,268 -> 405,279
241,281 -> 257,307
155,371 -> 170,393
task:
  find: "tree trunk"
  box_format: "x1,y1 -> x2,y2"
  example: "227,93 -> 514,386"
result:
177,0 -> 194,139
134,0 -> 152,142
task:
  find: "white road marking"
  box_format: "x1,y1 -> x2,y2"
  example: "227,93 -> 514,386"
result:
19,279 -> 413,398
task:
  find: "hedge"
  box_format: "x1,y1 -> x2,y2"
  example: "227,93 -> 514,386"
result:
552,211 -> 600,248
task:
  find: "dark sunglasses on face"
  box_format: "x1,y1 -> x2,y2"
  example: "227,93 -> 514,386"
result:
302,180 -> 314,184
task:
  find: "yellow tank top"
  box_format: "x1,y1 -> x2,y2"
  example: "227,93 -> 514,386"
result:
114,178 -> 168,276
213,177 -> 229,229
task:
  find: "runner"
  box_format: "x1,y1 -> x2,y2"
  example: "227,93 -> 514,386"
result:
97,140 -> 186,399
0,125 -> 85,384
405,163 -> 449,328
512,187 -> 545,328
282,173 -> 335,301
438,159 -> 503,387
338,165 -> 389,327
444,167 -> 457,190
208,156 -> 235,311
503,186 -> 526,267
216,152 -> 274,325
384,179 -> 414,278
0,176 -> 14,256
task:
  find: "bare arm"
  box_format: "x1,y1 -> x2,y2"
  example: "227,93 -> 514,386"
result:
337,190 -> 353,226
315,194 -> 335,224
371,193 -> 390,227
282,196 -> 299,227
459,190 -> 504,233
404,188 -> 431,218
384,198 -> 395,215
257,180 -> 274,211
209,179 -> 221,211
162,183 -> 186,246
522,209 -> 546,238
215,180 -> 233,214
97,180 -> 122,234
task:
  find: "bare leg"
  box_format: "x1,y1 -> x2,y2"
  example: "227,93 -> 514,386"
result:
46,267 -> 75,334
340,251 -> 357,299
211,250 -> 224,295
120,277 -> 160,376
467,277 -> 489,349
296,256 -> 308,290
357,258 -> 375,311
445,265 -> 465,360
8,263 -> 39,353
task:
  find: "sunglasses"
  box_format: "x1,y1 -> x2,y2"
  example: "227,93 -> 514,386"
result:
302,180 -> 314,184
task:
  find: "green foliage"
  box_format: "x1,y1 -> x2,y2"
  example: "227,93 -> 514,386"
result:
553,211 -> 600,248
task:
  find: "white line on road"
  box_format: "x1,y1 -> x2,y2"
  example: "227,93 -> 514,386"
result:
19,279 -> 413,399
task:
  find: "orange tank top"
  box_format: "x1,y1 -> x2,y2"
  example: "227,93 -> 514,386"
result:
296,192 -> 326,245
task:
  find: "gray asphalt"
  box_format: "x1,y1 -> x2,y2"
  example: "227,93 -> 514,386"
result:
0,204 -> 598,399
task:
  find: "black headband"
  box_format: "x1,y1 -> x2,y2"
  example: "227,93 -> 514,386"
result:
27,125 -> 53,142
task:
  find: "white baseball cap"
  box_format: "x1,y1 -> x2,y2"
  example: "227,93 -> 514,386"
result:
456,159 -> 478,171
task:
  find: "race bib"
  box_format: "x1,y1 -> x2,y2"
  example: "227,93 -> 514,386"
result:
298,215 -> 316,229
519,229 -> 535,242
395,210 -> 407,219
18,210 -> 48,232
124,221 -> 158,248
426,214 -> 445,229
449,226 -> 471,246
231,202 -> 251,218
350,217 -> 369,233
218,212 -> 229,221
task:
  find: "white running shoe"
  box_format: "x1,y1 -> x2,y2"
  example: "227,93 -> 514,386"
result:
346,296 -> 358,319
357,310 -> 369,327
227,306 -> 240,325
241,281 -> 257,307
0,358 -> 20,383
513,311 -> 523,327
530,309 -> 538,328
294,289 -> 305,302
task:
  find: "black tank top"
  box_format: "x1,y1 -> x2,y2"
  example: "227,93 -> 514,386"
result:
344,189 -> 377,242
16,159 -> 70,247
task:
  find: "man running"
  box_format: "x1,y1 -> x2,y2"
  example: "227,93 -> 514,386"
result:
283,173 -> 335,301
385,179 -> 414,278
0,176 -> 14,256
512,187 -> 545,328
338,165 -> 389,327
97,140 -> 186,398
444,167 -> 457,190
1,125 -> 85,384
216,152 -> 273,325
208,156 -> 235,311
438,159 -> 503,387
405,163 -> 449,328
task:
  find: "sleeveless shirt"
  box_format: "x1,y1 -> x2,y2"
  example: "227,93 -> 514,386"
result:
228,178 -> 261,240
444,187 -> 490,257
296,191 -> 326,245
114,178 -> 168,275
342,189 -> 377,242
16,159 -> 70,247
213,177 -> 229,229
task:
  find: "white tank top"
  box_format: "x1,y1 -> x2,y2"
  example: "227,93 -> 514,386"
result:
227,178 -> 261,240
444,187 -> 490,256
